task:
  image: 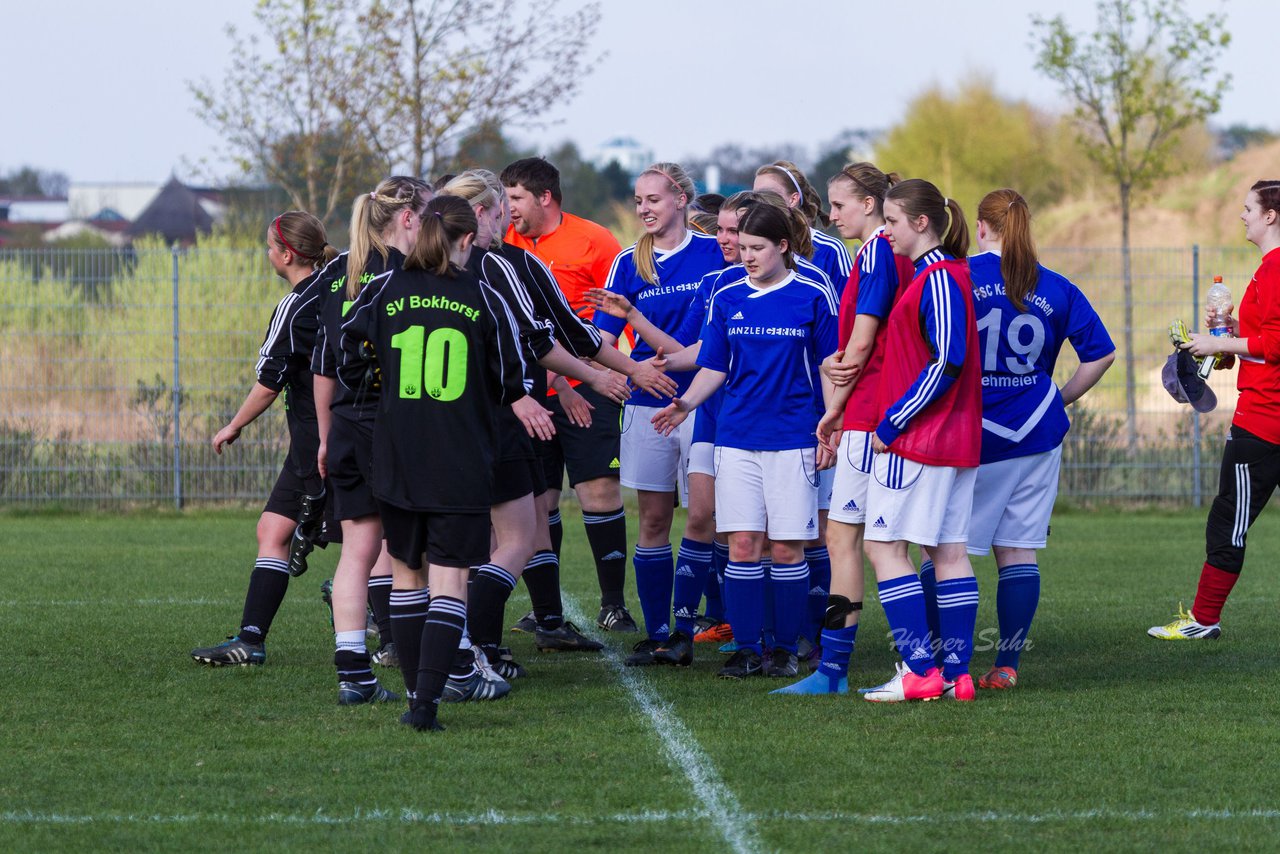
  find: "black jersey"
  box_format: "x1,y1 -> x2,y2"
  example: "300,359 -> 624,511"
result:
338,264 -> 531,512
311,247 -> 404,421
497,242 -> 604,360
256,270 -> 323,476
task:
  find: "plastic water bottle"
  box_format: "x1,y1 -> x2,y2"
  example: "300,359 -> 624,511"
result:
1198,276 -> 1233,379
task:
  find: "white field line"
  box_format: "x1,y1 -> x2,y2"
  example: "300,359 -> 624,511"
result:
0,598 -> 234,607
4,807 -> 1279,828
561,598 -> 762,854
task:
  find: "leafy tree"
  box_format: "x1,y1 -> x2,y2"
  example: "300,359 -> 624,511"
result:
359,0 -> 603,177
1033,0 -> 1230,453
1217,124 -> 1277,160
0,167 -> 69,198
189,0 -> 387,225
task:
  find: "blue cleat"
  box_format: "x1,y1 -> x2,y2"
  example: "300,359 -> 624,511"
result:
770,670 -> 848,695
717,640 -> 740,655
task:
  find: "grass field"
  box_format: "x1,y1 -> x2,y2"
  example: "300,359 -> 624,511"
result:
4,504 -> 1280,851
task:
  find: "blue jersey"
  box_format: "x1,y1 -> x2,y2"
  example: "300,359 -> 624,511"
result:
698,269 -> 839,451
853,227 -> 899,319
808,227 -> 854,296
594,229 -> 724,406
676,266 -> 740,445
968,251 -> 1114,463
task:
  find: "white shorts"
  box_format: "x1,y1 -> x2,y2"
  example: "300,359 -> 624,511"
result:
827,430 -> 875,524
863,452 -> 976,547
714,446 -> 819,541
966,446 -> 1061,555
620,404 -> 693,503
816,466 -> 835,512
687,441 -> 715,478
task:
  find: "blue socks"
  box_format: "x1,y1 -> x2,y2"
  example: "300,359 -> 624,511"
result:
633,544 -> 674,641
994,563 -> 1039,670
936,576 -> 979,680
769,561 -> 809,654
704,540 -> 729,622
804,546 -> 831,641
877,574 -> 934,676
918,559 -> 940,652
673,539 -> 713,636
819,623 -> 857,683
724,561 -> 765,654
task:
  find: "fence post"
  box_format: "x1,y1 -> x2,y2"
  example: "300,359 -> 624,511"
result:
172,245 -> 184,510
1191,244 -> 1202,508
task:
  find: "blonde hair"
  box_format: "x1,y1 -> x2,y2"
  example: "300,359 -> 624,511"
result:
440,171 -> 501,210
348,176 -> 433,300
757,160 -> 827,227
635,162 -> 696,285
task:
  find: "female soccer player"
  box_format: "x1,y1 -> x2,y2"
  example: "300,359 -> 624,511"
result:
754,160 -> 853,291
592,163 -> 724,667
190,211 -> 338,668
859,179 -> 982,703
338,194 -> 530,732
652,203 -> 838,679
1148,180 -> 1280,642
776,162 -> 915,695
967,188 -> 1114,689
311,177 -> 433,704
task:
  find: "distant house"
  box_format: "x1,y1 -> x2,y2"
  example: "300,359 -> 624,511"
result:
589,137 -> 653,179
124,178 -> 217,245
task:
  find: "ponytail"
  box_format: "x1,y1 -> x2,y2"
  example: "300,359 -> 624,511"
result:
405,195 -> 477,276
885,179 -> 969,259
941,196 -> 970,260
635,162 -> 696,285
978,188 -> 1038,311
271,211 -> 334,269
348,176 -> 433,300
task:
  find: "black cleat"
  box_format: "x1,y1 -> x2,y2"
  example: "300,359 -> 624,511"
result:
718,647 -> 764,679
509,611 -> 538,634
191,636 -> 265,667
653,631 -> 694,667
597,604 -> 639,633
624,638 -> 665,667
371,642 -> 399,668
481,645 -> 527,680
407,706 -> 446,732
535,621 -> 604,652
765,647 -> 799,678
338,680 -> 401,705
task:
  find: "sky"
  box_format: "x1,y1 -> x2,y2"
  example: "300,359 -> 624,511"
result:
2,0 -> 1267,184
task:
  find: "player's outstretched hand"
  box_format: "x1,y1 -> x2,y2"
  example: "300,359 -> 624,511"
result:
559,384 -> 594,429
512,395 -> 556,441
631,349 -> 679,399
821,351 -> 858,387
651,399 -> 688,436
587,369 -> 631,405
584,288 -> 632,319
212,424 -> 241,454
816,409 -> 844,452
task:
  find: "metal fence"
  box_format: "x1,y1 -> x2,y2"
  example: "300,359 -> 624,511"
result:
0,245 -> 1259,508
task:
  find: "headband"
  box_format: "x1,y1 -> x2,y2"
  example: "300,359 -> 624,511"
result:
273,216 -> 315,262
772,165 -> 804,198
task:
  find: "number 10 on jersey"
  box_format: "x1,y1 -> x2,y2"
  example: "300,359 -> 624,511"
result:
390,325 -> 469,401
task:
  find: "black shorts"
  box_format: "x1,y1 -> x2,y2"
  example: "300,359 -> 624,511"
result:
327,413 -> 379,521
492,456 -> 547,505
263,461 -> 340,544
378,501 -> 490,569
537,385 -> 622,489
497,406 -> 536,463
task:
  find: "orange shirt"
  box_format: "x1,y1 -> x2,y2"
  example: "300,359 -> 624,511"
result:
505,212 -> 622,317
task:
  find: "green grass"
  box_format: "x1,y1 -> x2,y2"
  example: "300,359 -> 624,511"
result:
4,505 -> 1280,851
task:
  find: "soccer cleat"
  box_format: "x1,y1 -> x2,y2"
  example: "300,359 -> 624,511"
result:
858,660 -> 907,694
509,611 -> 538,634
366,608 -> 379,640
653,631 -> 694,667
694,614 -> 718,634
693,621 -> 734,644
717,640 -> 740,655
371,642 -> 399,669
320,579 -> 335,628
481,645 -> 527,680
1148,604 -> 1222,640
624,638 -> 665,667
862,665 -> 944,702
765,647 -> 800,678
535,621 -> 604,652
190,636 -> 265,667
443,668 -> 511,703
942,673 -> 976,702
718,647 -> 764,679
978,666 -> 1018,690
770,670 -> 849,695
338,680 -> 401,705
407,707 -> 446,731
796,636 -> 821,672
597,604 -> 639,633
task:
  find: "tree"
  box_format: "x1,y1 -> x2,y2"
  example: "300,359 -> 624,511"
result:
360,0 -> 603,178
189,0 -> 387,225
1033,0 -> 1230,453
0,166 -> 69,198
874,76 -> 1068,218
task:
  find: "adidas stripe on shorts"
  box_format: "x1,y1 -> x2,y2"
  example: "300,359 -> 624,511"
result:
714,446 -> 819,541
827,429 -> 875,524
863,452 -> 976,547
966,446 -> 1061,556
